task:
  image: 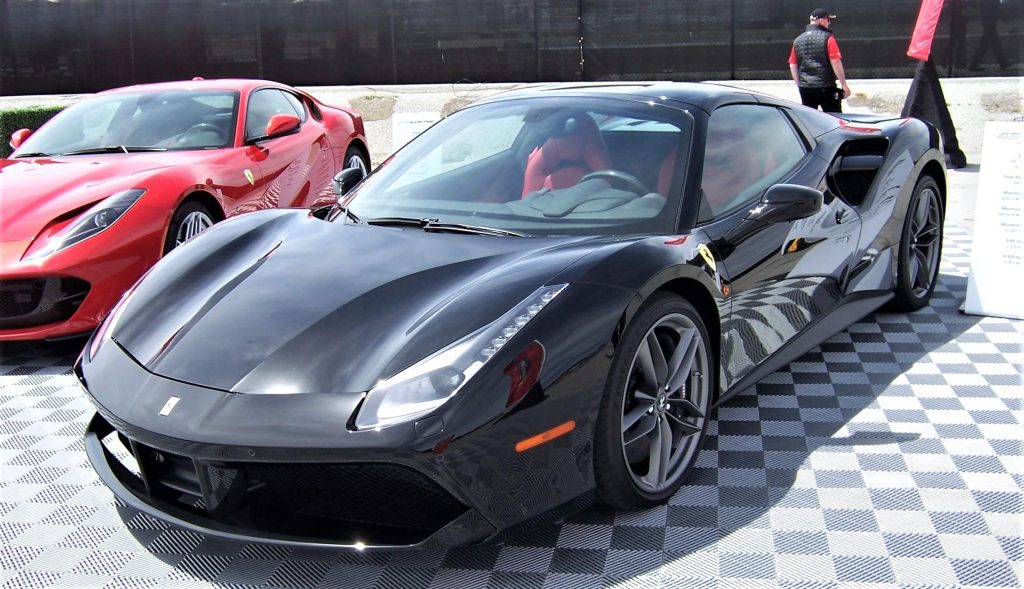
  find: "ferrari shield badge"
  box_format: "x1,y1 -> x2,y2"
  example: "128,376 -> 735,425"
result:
244,169 -> 255,186
697,243 -> 717,272
159,396 -> 180,416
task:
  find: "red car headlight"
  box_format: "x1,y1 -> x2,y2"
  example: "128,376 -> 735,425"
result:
25,188 -> 146,260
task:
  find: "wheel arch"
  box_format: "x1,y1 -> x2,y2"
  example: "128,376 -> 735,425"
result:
162,190 -> 225,252
656,278 -> 722,391
346,138 -> 371,169
622,271 -> 723,399
179,190 -> 226,223
920,158 -> 947,212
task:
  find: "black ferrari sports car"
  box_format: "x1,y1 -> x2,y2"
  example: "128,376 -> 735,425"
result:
77,82 -> 945,549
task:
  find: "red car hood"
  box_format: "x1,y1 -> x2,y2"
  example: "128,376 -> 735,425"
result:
0,154 -> 201,241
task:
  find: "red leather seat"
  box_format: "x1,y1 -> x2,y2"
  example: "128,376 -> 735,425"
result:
521,114 -> 611,197
657,146 -> 678,196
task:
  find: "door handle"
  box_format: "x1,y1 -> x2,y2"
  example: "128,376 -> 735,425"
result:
835,209 -> 850,224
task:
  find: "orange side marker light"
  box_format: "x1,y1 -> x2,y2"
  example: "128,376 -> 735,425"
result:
515,420 -> 576,452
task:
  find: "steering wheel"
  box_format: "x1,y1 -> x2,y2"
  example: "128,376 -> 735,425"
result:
179,123 -> 228,145
580,169 -> 650,195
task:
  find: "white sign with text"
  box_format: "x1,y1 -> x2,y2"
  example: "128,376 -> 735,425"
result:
392,112 -> 439,152
964,121 -> 1024,320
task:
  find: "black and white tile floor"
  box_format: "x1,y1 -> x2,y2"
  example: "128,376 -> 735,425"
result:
1,223 -> 1020,589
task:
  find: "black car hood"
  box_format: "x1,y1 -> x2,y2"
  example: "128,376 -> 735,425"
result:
113,210 -> 617,394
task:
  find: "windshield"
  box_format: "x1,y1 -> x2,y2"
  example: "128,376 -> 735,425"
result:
15,89 -> 240,156
345,96 -> 693,236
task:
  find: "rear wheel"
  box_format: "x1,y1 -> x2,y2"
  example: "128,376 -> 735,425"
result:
594,293 -> 714,509
163,201 -> 215,254
891,176 -> 943,311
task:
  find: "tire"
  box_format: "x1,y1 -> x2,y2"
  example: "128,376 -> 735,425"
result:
594,293 -> 714,510
891,175 -> 943,311
163,201 -> 215,254
343,145 -> 369,176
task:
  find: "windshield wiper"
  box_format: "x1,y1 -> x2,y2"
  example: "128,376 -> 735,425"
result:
366,216 -> 433,227
60,146 -> 168,156
336,205 -> 363,225
423,221 -> 525,237
366,216 -> 524,237
12,152 -> 53,158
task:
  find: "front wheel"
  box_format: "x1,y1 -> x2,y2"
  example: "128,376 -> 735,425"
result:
163,201 -> 215,254
891,175 -> 943,311
344,145 -> 369,177
594,293 -> 714,509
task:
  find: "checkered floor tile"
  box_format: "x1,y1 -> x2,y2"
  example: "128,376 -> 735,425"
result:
1,222 -> 1020,589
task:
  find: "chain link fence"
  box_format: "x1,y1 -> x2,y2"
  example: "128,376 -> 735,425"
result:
2,0 -> 1020,95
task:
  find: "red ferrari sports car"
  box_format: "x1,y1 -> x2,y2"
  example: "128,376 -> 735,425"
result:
0,78 -> 368,341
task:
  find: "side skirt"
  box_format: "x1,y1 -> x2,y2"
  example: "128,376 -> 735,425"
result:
714,291 -> 893,408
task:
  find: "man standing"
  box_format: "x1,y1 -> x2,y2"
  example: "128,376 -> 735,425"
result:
788,8 -> 852,112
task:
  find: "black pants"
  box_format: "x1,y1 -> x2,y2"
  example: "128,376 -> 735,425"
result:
798,86 -> 843,113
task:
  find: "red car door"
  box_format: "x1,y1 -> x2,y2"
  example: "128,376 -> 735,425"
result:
238,88 -> 336,213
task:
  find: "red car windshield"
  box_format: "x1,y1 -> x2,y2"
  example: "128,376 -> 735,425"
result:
15,89 -> 240,156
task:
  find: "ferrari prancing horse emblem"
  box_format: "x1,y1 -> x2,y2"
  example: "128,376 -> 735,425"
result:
697,243 -> 716,272
159,396 -> 180,416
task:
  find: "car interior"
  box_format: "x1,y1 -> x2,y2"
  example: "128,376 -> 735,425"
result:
118,93 -> 236,149
363,105 -> 687,234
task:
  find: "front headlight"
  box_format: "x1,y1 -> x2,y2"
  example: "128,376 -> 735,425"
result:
26,189 -> 146,260
354,283 -> 567,430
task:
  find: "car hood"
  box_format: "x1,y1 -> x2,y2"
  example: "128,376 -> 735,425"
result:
112,210 -> 620,394
0,154 -> 200,241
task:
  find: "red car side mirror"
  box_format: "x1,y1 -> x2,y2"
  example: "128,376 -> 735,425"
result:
265,114 -> 300,138
9,128 -> 31,150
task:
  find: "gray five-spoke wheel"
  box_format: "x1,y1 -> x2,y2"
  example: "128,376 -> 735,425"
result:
906,185 -> 942,298
620,312 -> 710,493
174,210 -> 214,248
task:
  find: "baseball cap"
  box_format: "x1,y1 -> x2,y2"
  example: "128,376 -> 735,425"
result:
810,8 -> 837,19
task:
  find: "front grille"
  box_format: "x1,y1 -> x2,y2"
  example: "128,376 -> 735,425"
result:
242,463 -> 468,534
109,435 -> 468,545
0,277 -> 89,328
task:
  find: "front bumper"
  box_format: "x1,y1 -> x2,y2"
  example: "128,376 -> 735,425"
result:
85,412 -> 495,549
78,337 -> 598,549
0,205 -> 167,341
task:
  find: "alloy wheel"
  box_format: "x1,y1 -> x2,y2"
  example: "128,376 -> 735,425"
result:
907,185 -> 942,298
175,210 -> 214,248
347,154 -> 368,176
620,312 -> 710,493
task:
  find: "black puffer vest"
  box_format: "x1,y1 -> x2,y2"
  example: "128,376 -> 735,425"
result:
793,24 -> 836,88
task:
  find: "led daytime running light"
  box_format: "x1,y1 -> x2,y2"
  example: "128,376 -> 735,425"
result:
355,283 -> 568,430
480,285 -> 566,360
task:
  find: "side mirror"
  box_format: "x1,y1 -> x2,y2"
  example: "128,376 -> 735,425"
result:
332,165 -> 366,197
746,184 -> 823,224
711,184 -> 825,258
9,128 -> 31,150
265,114 -> 300,138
